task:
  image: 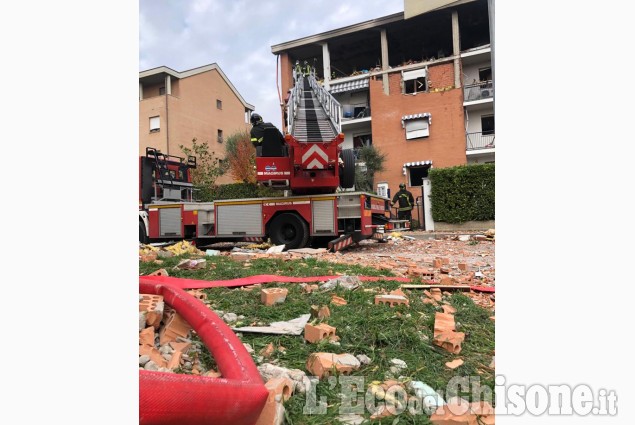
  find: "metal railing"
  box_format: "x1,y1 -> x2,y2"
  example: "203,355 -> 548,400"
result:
463,80 -> 494,102
286,76 -> 303,132
466,131 -> 495,150
309,72 -> 342,133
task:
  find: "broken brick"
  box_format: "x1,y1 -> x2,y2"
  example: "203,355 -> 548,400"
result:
139,327 -> 155,347
310,305 -> 331,319
186,289 -> 207,300
261,288 -> 289,306
330,295 -> 347,306
167,350 -> 182,370
304,323 -> 337,343
159,312 -> 192,345
139,345 -> 167,368
148,268 -> 169,276
374,294 -> 409,307
306,353 -> 360,379
445,358 -> 464,369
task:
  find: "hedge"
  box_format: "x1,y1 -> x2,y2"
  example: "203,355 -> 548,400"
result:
210,183 -> 280,201
428,164 -> 494,224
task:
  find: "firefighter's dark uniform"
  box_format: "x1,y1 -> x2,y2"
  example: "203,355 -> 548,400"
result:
250,122 -> 285,157
392,187 -> 415,221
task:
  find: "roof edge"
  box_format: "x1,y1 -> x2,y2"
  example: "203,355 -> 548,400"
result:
271,12 -> 404,54
139,63 -> 254,111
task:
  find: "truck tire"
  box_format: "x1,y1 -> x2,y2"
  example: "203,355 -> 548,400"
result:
139,220 -> 148,244
339,149 -> 355,189
268,213 -> 309,250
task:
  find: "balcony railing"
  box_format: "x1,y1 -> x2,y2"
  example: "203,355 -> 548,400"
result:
463,80 -> 494,102
466,132 -> 495,151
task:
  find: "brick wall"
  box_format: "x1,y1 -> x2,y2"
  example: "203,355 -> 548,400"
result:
369,62 -> 466,196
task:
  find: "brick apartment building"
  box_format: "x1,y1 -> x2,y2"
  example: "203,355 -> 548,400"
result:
271,0 -> 494,204
139,64 -> 254,185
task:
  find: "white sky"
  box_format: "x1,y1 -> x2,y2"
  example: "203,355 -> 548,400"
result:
139,0 -> 404,129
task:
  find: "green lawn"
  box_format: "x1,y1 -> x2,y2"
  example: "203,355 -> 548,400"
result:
140,254 -> 495,424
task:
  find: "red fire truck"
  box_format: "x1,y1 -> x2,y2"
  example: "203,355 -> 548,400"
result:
138,147 -> 391,252
139,72 -> 394,251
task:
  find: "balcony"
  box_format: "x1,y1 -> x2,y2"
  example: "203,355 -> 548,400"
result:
463,81 -> 494,103
466,132 -> 495,151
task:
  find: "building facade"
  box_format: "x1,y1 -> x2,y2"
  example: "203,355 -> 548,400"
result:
271,0 -> 493,204
139,64 -> 254,185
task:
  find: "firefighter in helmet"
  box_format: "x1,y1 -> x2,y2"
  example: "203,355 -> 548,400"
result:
303,60 -> 311,77
391,183 -> 415,223
294,60 -> 302,82
250,113 -> 285,157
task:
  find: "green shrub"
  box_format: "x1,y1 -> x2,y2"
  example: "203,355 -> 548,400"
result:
429,164 -> 494,223
211,183 -> 280,200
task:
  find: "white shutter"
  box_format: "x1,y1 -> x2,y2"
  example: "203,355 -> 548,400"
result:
405,119 -> 429,139
149,116 -> 160,131
403,68 -> 427,81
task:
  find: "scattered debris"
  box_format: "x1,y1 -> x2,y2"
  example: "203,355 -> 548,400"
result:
258,363 -> 311,394
261,288 -> 289,306
173,258 -> 206,270
408,381 -> 446,411
320,275 -> 361,291
266,244 -> 286,254
445,358 -> 464,369
433,312 -> 465,354
304,323 -> 338,343
306,353 -> 361,379
232,314 -> 311,335
337,413 -> 367,424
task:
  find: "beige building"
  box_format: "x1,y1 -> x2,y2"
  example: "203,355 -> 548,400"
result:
139,64 -> 254,184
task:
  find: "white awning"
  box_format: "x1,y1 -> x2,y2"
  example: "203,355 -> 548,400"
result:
402,68 -> 427,81
402,160 -> 432,175
401,113 -> 432,128
330,78 -> 369,94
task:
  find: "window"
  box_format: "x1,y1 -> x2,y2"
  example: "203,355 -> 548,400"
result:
159,87 -> 166,95
402,113 -> 432,140
149,116 -> 160,133
405,119 -> 429,139
402,68 -> 427,95
217,129 -> 223,143
481,115 -> 495,135
216,99 -> 222,109
408,166 -> 430,187
478,67 -> 492,84
376,183 -> 389,198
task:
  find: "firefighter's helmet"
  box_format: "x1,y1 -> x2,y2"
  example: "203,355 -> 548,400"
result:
250,113 -> 263,125
399,183 -> 406,189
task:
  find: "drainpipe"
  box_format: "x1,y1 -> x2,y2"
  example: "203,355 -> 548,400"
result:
165,74 -> 171,155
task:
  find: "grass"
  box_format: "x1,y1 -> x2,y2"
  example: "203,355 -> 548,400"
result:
140,254 -> 495,424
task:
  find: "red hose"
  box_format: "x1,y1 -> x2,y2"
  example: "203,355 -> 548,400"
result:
141,275 -> 494,293
139,280 -> 268,425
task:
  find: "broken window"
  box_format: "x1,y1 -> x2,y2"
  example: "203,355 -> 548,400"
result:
402,68 -> 427,95
481,115 -> 494,135
408,166 -> 430,186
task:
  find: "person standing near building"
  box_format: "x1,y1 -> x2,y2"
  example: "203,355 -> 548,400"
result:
392,183 -> 415,223
303,60 -> 311,77
250,113 -> 285,157
294,60 -> 302,82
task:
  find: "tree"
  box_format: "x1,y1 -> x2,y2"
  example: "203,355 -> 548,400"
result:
224,130 -> 256,183
354,145 -> 387,193
179,138 -> 225,202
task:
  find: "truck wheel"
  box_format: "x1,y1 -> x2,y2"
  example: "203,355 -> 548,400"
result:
339,149 -> 355,189
139,220 -> 148,244
269,213 -> 309,250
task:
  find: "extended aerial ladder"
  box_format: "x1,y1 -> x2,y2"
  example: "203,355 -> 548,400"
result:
255,71 -> 355,194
